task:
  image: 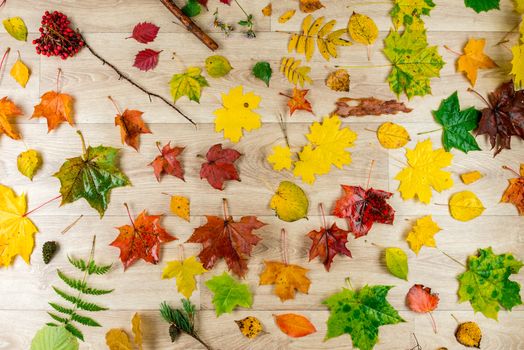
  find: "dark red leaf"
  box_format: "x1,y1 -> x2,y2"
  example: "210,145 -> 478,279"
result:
149,142 -> 185,182
198,0 -> 208,8
307,222 -> 351,271
220,0 -> 232,4
200,143 -> 241,190
133,49 -> 161,71
127,22 -> 160,44
333,185 -> 395,238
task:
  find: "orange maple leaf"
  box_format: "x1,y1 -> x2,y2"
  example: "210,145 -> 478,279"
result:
457,38 -> 497,87
114,109 -> 152,151
32,91 -> 74,131
0,97 -> 23,140
259,260 -> 311,301
280,88 -> 313,116
501,164 -> 524,215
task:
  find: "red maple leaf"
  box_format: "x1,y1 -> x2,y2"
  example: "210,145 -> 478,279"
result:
280,88 -> 313,116
133,49 -> 161,71
186,199 -> 265,277
110,205 -> 177,270
332,185 -> 395,238
149,142 -> 185,182
406,284 -> 439,313
307,222 -> 351,271
127,22 -> 160,44
200,143 -> 241,190
219,0 -> 231,4
114,108 -> 151,151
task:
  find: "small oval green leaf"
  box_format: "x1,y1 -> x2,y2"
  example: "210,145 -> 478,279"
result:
3,17 -> 28,41
252,61 -> 272,87
385,247 -> 408,280
205,55 -> 233,78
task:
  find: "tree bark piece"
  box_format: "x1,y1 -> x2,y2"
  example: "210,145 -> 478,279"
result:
159,0 -> 219,51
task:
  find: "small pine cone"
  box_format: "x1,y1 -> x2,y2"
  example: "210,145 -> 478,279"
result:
169,324 -> 180,342
42,241 -> 58,264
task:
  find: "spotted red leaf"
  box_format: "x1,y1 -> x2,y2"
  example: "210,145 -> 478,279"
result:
149,142 -> 185,182
127,22 -> 160,44
133,49 -> 161,71
186,201 -> 265,277
200,143 -> 241,190
406,284 -> 439,313
110,209 -> 177,270
333,185 -> 395,238
307,222 -> 351,271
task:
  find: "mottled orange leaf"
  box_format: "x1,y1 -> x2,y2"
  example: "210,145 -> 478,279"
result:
501,164 -> 524,215
114,108 -> 151,151
0,96 -> 23,140
299,0 -> 324,13
32,91 -> 74,132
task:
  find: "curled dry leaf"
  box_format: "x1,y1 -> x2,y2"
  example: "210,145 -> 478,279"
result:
299,0 -> 325,13
274,313 -> 316,338
501,164 -> 524,215
448,191 -> 485,222
278,9 -> 296,24
133,48 -> 161,71
17,149 -> 42,181
150,142 -> 185,182
128,22 -> 160,44
105,329 -> 132,350
308,222 -> 351,271
235,316 -> 264,339
260,261 -> 311,301
32,91 -> 74,132
460,170 -> 483,185
325,69 -> 350,92
270,181 -> 309,222
200,143 -> 241,190
0,97 -> 23,140
131,313 -> 143,350
377,122 -> 411,149
114,108 -> 152,151
333,97 -> 412,117
455,321 -> 482,348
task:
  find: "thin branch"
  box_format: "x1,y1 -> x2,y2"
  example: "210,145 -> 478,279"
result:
23,195 -> 62,217
366,160 -> 375,189
280,228 -> 289,265
0,47 -> 10,75
222,198 -> 229,220
277,113 -> 290,148
83,41 -> 196,125
439,249 -> 466,268
61,215 -> 83,234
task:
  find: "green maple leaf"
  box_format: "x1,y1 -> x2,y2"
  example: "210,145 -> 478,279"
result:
464,0 -> 500,13
205,272 -> 253,316
169,67 -> 209,103
432,91 -> 481,153
458,247 -> 523,320
54,131 -> 130,217
390,0 -> 436,29
383,29 -> 445,99
323,284 -> 405,350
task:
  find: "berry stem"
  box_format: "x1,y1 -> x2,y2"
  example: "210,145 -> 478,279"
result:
56,68 -> 62,92
23,194 -> 62,217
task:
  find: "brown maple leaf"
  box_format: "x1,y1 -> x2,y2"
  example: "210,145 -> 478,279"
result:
307,222 -> 351,271
32,90 -> 74,132
501,164 -> 524,215
150,141 -> 185,182
475,81 -> 524,156
110,204 -> 177,270
114,108 -> 151,151
280,88 -> 313,116
259,261 -> 311,301
186,199 -> 265,277
0,96 -> 23,140
200,143 -> 241,190
333,97 -> 412,117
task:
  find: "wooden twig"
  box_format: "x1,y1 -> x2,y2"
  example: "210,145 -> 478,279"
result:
83,41 -> 196,125
159,0 -> 219,51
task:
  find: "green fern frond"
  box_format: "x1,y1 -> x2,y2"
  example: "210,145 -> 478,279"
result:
82,286 -> 114,295
52,287 -> 108,311
48,312 -> 68,324
65,323 -> 84,341
70,313 -> 101,327
57,270 -> 113,295
49,302 -> 75,315
46,322 -> 59,327
68,256 -> 112,275
68,256 -> 87,271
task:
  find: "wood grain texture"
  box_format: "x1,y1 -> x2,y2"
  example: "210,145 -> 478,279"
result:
0,0 -> 523,349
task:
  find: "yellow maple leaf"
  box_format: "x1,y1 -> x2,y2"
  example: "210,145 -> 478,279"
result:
162,255 -> 207,299
293,144 -> 331,184
449,191 -> 485,222
169,195 -> 190,222
406,215 -> 441,255
0,184 -> 38,267
457,38 -> 497,87
514,0 -> 524,14
214,86 -> 262,143
395,139 -> 454,204
259,260 -> 310,301
267,145 -> 293,171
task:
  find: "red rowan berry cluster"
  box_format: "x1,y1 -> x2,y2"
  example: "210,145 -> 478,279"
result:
32,11 -> 85,59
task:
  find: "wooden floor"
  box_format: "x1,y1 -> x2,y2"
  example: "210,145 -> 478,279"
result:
1,0 -> 523,349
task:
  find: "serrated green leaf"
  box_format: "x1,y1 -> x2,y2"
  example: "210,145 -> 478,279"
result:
385,247 -> 408,280
383,28 -> 444,99
3,17 -> 28,41
324,284 -> 405,350
458,247 -> 523,320
205,272 -> 253,316
432,91 -> 481,153
269,181 -> 309,222
252,61 -> 272,87
182,0 -> 202,17
464,0 -> 500,13
169,66 -> 209,103
31,325 -> 79,350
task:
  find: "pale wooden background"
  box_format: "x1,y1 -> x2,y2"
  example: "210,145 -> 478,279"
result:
0,0 -> 523,349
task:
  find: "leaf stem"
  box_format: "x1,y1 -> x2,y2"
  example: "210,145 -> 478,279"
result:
417,128 -> 442,135
366,160 -> 375,189
124,203 -> 135,228
277,113 -> 290,148
222,198 -> 229,220
278,92 -> 292,99
502,165 -> 520,177
467,87 -> 491,109
280,228 -> 289,265
335,64 -> 392,69
233,0 -> 249,18
319,203 -> 328,230
0,47 -> 10,73
438,249 -> 466,267
156,141 -> 164,154
179,244 -> 185,261
443,45 -> 461,57
23,194 -> 62,217
344,277 -> 353,290
61,215 -> 84,234
107,96 -> 122,116
77,130 -> 87,158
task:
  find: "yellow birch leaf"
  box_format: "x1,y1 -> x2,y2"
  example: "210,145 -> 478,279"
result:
270,181 -> 309,222
17,149 -> 42,181
0,184 -> 38,267
235,316 -> 264,339
131,313 -> 143,350
377,122 -> 410,149
406,215 -> 441,255
278,9 -> 296,24
460,171 -> 483,185
162,256 -> 207,299
267,145 -> 293,171
262,3 -> 272,17
457,38 -> 497,87
170,195 -> 190,222
10,57 -> 30,88
449,191 -> 485,222
105,329 -> 132,350
2,17 -> 27,41
348,12 -> 378,45
213,86 -> 262,143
